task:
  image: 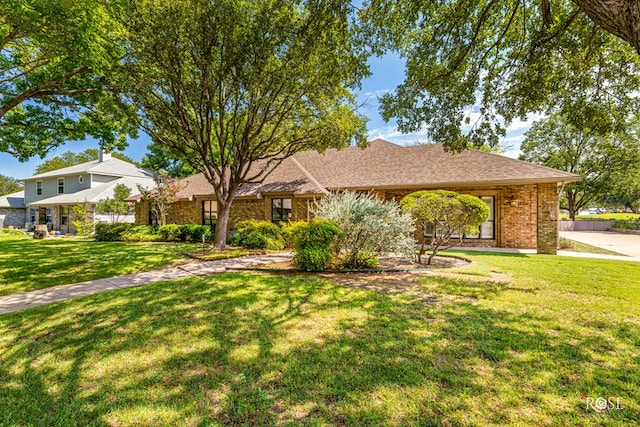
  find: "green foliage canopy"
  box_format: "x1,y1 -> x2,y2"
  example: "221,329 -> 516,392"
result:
360,0 -> 640,151
0,0 -> 137,160
520,113 -> 640,219
114,0 -> 369,250
140,143 -> 196,179
0,174 -> 22,196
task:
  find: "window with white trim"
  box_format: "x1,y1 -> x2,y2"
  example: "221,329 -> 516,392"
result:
36,181 -> 42,196
57,178 -> 65,194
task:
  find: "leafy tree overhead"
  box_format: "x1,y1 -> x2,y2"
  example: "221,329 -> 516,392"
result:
140,143 -> 196,178
34,149 -> 136,174
400,190 -> 489,264
0,174 -> 22,195
520,113 -> 640,219
95,183 -> 132,224
0,0 -> 136,161
115,0 -> 369,250
360,0 -> 640,151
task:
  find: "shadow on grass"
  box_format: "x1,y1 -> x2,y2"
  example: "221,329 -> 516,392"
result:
0,273 -> 638,426
0,239 -> 191,296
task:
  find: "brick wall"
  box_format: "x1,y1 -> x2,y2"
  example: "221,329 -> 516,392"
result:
228,199 -> 265,228
500,184 -> 537,249
132,184 -> 560,252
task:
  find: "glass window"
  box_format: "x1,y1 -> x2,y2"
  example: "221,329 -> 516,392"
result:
57,178 -> 64,194
271,198 -> 292,222
465,196 -> 495,239
149,207 -> 159,226
202,200 -> 217,232
60,206 -> 69,225
36,181 -> 42,196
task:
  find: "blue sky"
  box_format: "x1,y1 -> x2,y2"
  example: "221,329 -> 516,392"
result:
0,53 -> 536,180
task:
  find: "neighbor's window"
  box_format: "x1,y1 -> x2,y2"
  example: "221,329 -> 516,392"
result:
36,181 -> 42,196
271,198 -> 292,222
60,206 -> 69,225
202,200 -> 217,232
57,178 -> 65,194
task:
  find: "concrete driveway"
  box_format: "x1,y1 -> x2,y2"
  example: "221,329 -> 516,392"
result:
560,231 -> 640,258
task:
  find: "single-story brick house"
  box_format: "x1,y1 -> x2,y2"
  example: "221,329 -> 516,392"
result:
133,139 -> 581,254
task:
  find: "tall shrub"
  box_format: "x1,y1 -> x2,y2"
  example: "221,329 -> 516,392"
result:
289,219 -> 341,271
71,200 -> 94,236
400,190 -> 489,264
313,191 -> 414,269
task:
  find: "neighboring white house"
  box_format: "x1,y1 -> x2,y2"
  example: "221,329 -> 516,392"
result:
20,151 -> 156,234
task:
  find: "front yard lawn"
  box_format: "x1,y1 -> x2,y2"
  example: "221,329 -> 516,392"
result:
0,232 -> 196,296
0,252 -> 638,426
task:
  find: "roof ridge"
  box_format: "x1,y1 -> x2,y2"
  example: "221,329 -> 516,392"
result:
466,147 -> 581,178
289,156 -> 329,194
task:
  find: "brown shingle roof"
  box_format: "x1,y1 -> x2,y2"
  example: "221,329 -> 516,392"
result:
171,139 -> 580,199
294,139 -> 581,189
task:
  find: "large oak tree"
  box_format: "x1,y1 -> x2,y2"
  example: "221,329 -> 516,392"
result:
520,113 -> 640,219
360,0 -> 640,151
115,0 -> 369,249
0,0 -> 136,160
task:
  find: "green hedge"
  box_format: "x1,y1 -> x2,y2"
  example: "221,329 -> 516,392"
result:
289,219 -> 341,271
230,220 -> 284,250
95,223 -> 212,242
613,218 -> 640,230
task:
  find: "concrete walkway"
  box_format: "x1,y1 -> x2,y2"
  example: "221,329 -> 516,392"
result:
0,253 -> 292,316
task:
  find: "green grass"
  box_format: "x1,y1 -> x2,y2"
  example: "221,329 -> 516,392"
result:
559,238 -> 626,256
560,213 -> 640,221
1,252 -> 639,426
0,233 -> 196,296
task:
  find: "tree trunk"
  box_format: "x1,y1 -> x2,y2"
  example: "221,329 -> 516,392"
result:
214,199 -> 232,251
567,191 -> 577,220
573,0 -> 640,54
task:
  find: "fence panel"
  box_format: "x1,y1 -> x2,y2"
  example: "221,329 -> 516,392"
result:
559,220 -> 614,231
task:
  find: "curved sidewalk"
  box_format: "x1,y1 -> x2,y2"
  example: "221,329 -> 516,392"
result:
0,253 -> 292,316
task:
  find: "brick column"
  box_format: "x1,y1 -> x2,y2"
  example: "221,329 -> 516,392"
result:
537,183 -> 559,255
